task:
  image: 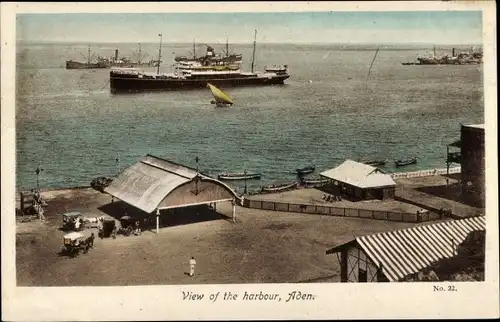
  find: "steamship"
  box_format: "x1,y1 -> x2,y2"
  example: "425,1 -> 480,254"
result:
66,44 -> 157,70
109,30 -> 290,93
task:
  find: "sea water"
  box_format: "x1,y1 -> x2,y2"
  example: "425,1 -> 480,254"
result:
15,42 -> 484,193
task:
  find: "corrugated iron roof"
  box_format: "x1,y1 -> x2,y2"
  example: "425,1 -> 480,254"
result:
326,216 -> 486,282
320,159 -> 396,188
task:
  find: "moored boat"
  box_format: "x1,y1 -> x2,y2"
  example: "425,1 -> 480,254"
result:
360,159 -> 387,166
395,157 -> 417,167
261,182 -> 298,193
296,165 -> 315,175
218,172 -> 262,181
301,178 -> 329,186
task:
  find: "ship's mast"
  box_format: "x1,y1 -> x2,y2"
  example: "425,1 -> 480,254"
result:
88,45 -> 91,64
251,29 -> 257,73
433,45 -> 436,57
157,33 -> 163,74
138,43 -> 142,64
226,35 -> 229,58
193,39 -> 196,59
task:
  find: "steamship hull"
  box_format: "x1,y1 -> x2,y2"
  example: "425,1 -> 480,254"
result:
65,60 -> 108,70
109,73 -> 290,93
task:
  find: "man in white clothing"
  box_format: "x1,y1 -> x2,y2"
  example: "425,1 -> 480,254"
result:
189,257 -> 196,277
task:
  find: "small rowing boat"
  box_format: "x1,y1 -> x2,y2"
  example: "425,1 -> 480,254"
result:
217,172 -> 261,181
261,182 -> 298,193
296,165 -> 315,175
360,159 -> 387,167
301,178 -> 329,186
395,157 -> 417,167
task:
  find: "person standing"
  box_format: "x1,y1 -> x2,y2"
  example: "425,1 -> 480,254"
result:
189,257 -> 197,277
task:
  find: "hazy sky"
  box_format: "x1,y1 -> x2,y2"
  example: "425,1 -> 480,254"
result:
17,11 -> 483,44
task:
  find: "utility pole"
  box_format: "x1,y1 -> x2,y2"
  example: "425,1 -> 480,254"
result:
35,166 -> 43,191
244,169 -> 248,195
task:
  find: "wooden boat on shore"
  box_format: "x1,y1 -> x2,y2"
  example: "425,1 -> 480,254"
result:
261,182 -> 298,193
296,165 -> 315,175
301,178 -> 329,186
360,159 -> 388,167
395,157 -> 417,167
217,172 -> 261,181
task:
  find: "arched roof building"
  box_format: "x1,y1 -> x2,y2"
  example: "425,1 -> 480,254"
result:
104,154 -> 240,233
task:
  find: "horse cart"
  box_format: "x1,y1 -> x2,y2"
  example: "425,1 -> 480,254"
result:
118,216 -> 137,236
61,231 -> 95,257
99,218 -> 117,238
61,212 -> 85,231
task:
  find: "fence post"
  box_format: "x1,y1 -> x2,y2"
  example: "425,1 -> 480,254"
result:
343,207 -> 346,216
273,202 -> 276,211
287,203 -> 290,212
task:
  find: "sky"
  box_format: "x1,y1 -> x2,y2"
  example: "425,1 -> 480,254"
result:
16,11 -> 483,45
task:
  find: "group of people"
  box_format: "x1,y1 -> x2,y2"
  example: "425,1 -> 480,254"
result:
322,194 -> 342,202
30,188 -> 47,220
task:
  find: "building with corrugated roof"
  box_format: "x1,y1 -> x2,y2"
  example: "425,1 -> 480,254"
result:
104,154 -> 240,234
319,159 -> 396,200
325,216 -> 485,282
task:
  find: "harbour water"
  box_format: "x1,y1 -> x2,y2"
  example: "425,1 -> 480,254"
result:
15,42 -> 484,193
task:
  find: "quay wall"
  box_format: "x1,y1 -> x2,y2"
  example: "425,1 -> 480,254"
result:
241,198 -> 442,223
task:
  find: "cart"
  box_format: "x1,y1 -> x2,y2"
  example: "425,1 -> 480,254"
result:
99,218 -> 116,238
61,231 -> 92,257
61,211 -> 84,231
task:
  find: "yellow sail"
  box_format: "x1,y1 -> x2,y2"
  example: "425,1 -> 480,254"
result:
207,83 -> 234,105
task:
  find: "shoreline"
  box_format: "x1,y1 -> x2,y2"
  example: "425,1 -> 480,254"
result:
15,166 -> 461,196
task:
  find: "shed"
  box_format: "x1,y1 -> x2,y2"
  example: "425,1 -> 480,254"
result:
325,216 -> 485,282
104,154 -> 240,234
319,159 -> 396,200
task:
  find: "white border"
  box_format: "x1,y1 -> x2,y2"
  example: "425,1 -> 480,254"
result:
2,2 -> 498,320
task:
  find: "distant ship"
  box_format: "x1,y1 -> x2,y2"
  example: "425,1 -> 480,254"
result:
109,30 -> 290,93
402,46 -> 483,66
65,45 -> 108,69
66,44 -> 159,70
175,38 -> 243,65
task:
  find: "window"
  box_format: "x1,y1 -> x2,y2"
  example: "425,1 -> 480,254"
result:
358,268 -> 368,282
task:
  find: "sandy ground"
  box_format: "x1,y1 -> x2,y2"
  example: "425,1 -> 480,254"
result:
16,188 -> 427,286
16,173 -> 481,286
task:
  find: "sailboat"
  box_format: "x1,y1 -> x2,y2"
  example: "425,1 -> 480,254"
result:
207,83 -> 234,107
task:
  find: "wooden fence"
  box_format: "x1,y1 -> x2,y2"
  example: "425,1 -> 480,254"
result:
241,198 -> 442,223
390,167 -> 461,180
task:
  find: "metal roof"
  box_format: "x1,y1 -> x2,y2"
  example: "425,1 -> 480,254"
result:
104,155 -> 220,213
320,159 -> 396,189
326,216 -> 486,282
